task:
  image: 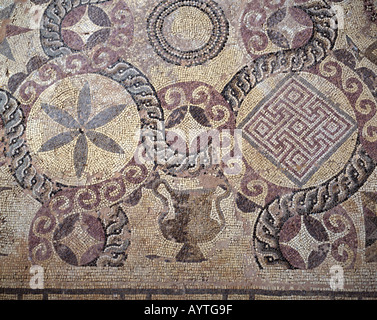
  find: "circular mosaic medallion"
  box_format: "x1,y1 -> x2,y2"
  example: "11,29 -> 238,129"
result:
147,0 -> 229,67
156,81 -> 236,176
26,74 -> 141,186
40,0 -> 134,59
236,70 -> 358,189
266,7 -> 313,50
240,0 -> 314,59
9,53 -> 162,194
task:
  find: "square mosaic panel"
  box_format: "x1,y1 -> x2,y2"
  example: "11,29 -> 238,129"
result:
1,0 -> 377,301
240,74 -> 357,187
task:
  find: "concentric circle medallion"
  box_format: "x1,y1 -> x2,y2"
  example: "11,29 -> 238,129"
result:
147,0 -> 229,67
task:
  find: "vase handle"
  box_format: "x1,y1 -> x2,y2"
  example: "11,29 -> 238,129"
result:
215,182 -> 231,229
152,179 -> 173,225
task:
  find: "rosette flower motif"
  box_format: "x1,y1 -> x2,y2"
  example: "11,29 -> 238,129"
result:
39,82 -> 126,178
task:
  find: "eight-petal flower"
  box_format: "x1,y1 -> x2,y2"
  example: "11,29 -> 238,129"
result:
39,82 -> 126,178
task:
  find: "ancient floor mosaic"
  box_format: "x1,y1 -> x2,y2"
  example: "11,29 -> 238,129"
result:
1,0 -> 377,300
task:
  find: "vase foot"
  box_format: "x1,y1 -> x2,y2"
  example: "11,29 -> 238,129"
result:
176,243 -> 206,263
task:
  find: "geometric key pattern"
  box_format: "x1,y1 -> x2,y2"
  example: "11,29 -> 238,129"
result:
241,75 -> 357,187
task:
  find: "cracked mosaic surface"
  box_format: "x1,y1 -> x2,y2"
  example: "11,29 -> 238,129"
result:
1,0 -> 377,300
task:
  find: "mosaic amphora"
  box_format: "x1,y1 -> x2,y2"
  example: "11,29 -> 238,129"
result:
152,179 -> 230,262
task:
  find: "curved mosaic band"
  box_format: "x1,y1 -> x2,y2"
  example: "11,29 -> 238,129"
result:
217,1 -> 377,270
0,90 -> 57,203
222,1 -> 338,116
159,1 -> 339,175
100,60 -> 217,175
0,57 -> 164,203
0,56 -> 217,201
253,142 -> 376,269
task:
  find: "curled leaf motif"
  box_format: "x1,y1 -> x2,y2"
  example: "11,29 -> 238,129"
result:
267,30 -> 290,49
86,29 -> 111,50
88,5 -> 112,28
61,29 -> 85,51
165,106 -> 187,129
189,105 -> 211,127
